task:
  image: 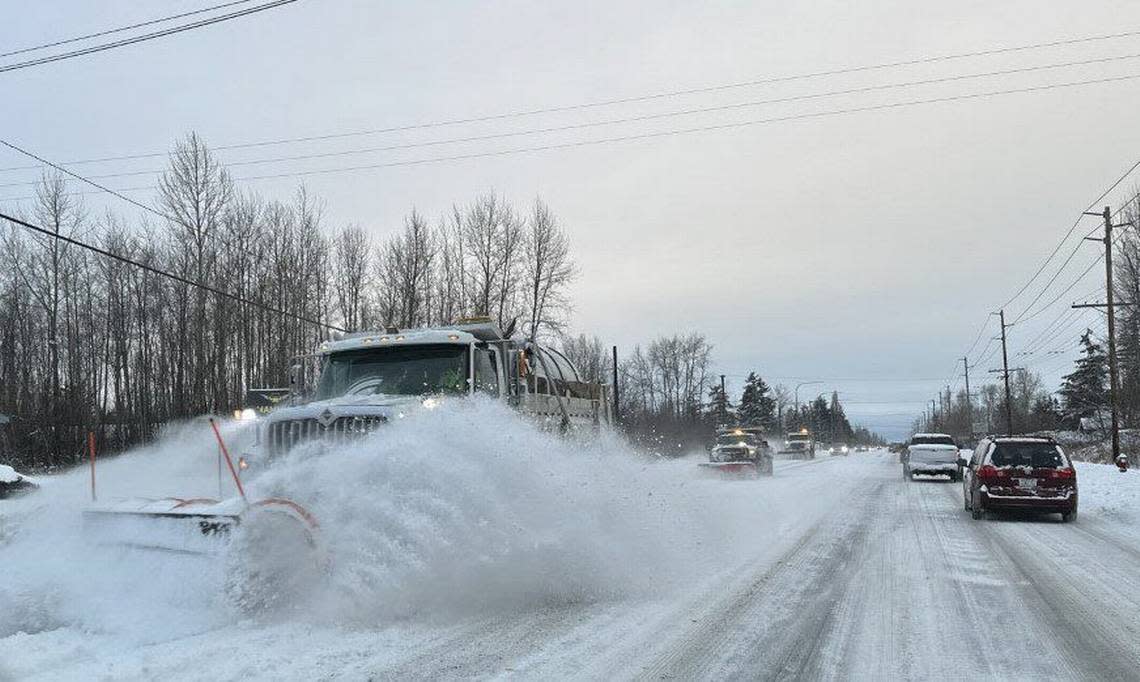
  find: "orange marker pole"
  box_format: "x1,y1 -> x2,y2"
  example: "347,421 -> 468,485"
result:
209,418 -> 247,502
88,431 -> 97,502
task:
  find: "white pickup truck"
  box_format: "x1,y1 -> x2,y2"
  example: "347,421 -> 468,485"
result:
903,433 -> 961,481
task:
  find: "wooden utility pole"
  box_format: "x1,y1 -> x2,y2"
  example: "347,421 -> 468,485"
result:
1000,309 -> 1014,436
1073,207 -> 1125,464
611,345 -> 620,425
962,357 -> 972,434
1102,206 -> 1121,466
719,374 -> 727,423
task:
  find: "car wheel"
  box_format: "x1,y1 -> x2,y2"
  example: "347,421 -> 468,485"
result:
971,506 -> 984,520
964,494 -> 970,511
1062,509 -> 1077,523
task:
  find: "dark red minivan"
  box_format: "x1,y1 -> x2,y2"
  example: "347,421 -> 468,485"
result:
962,436 -> 1078,522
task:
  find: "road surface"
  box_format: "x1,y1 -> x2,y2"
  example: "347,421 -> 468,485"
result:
3,450 -> 1140,681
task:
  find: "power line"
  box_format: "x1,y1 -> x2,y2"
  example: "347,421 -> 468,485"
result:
0,25 -> 1113,150
0,139 -> 165,221
0,0 -> 301,75
1010,224 -> 1104,324
6,70 -> 1138,205
999,156 -> 1140,311
0,210 -> 345,333
0,0 -> 260,60
9,50 -> 1140,178
963,316 -> 993,358
1012,214 -> 1129,326
1013,251 -> 1105,326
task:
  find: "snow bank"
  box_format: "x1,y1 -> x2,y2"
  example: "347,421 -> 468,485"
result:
1075,461 -> 1140,523
0,464 -> 21,483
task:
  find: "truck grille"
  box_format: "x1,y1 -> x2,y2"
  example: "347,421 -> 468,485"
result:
267,414 -> 387,455
718,447 -> 749,460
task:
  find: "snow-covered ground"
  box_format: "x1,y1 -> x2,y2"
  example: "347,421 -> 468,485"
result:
2,407 -> 1140,680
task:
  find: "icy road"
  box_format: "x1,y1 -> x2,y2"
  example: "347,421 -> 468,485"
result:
3,413 -> 1140,680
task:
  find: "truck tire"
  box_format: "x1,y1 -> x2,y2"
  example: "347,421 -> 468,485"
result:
971,506 -> 984,520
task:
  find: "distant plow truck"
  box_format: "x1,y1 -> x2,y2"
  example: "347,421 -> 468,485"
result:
778,428 -> 816,460
84,318 -> 613,611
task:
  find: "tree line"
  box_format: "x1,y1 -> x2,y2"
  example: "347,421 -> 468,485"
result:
0,133 -> 576,469
561,335 -> 881,453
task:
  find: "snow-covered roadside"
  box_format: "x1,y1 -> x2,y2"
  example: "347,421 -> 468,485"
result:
1074,460 -> 1140,523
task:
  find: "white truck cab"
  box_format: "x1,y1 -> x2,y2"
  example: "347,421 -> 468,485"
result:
244,320 -> 611,464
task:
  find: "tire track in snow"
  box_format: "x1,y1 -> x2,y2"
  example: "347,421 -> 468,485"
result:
940,484 -> 1140,681
637,480 -> 887,680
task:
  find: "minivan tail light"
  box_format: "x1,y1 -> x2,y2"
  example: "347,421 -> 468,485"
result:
1052,467 -> 1076,479
978,465 -> 1007,482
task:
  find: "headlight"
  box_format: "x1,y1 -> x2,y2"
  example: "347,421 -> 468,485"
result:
238,456 -> 249,470
422,397 -> 440,410
234,408 -> 257,421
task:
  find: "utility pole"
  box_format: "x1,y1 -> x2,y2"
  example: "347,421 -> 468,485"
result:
719,374 -> 727,424
962,357 -> 971,434
995,309 -> 1015,436
1071,206 -> 1131,465
611,346 -> 620,426
1102,206 -> 1121,466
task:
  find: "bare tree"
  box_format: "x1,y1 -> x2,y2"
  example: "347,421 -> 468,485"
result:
333,225 -> 371,331
523,198 -> 576,340
561,334 -> 606,382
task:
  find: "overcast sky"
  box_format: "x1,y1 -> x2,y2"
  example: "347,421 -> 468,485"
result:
4,1 -> 1140,439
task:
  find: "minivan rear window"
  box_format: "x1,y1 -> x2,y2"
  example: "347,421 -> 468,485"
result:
911,435 -> 956,446
989,443 -> 1066,468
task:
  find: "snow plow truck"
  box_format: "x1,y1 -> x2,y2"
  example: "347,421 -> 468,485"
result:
84,318 -> 612,609
700,426 -> 774,477
778,428 -> 816,459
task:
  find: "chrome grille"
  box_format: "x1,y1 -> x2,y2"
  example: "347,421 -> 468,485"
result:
267,414 -> 387,455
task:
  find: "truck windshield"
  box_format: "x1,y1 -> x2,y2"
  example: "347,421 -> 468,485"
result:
315,344 -> 468,399
718,434 -> 754,446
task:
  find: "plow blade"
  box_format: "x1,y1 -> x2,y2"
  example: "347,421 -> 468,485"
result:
699,461 -> 761,478
84,496 -> 326,612
84,498 -> 244,555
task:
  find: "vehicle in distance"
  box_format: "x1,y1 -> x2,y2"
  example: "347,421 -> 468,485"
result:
828,443 -> 850,456
779,429 -> 815,459
903,432 -> 960,481
962,436 -> 1078,522
700,428 -> 774,477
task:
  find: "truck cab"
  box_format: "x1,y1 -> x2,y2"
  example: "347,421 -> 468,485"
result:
243,320 -> 611,465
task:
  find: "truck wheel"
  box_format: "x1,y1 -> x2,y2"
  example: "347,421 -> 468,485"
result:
1062,509 -> 1078,523
971,506 -> 984,520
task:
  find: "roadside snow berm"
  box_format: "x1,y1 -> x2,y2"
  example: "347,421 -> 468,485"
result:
0,464 -> 37,498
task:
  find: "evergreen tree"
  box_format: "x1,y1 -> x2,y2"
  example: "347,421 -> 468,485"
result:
705,383 -> 734,426
1058,329 -> 1108,428
737,372 -> 777,429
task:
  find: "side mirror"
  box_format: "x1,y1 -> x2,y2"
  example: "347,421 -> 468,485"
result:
957,457 -> 968,468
